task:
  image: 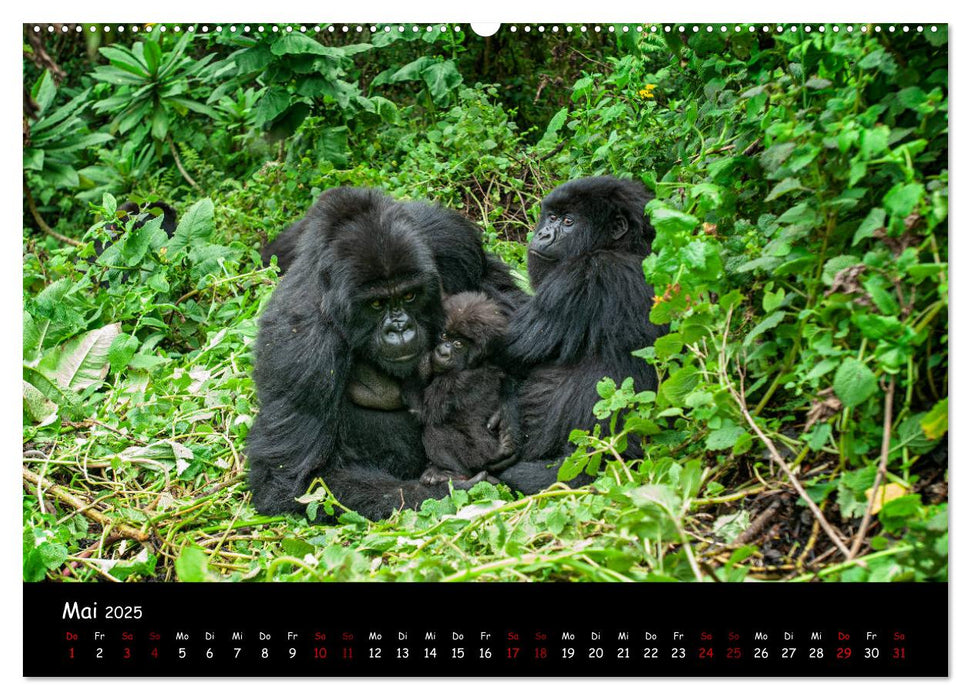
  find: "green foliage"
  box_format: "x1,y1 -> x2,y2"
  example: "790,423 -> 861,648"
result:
91,28 -> 220,148
24,72 -> 112,198
22,25 -> 946,584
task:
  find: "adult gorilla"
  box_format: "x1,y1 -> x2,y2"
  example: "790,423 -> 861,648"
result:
495,176 -> 665,494
247,187 -> 524,520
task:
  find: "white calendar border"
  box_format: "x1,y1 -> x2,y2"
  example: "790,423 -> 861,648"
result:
4,0 -> 962,697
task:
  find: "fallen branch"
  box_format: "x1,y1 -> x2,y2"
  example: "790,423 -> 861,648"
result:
849,379 -> 896,558
717,307 -> 852,560
732,498 -> 782,546
23,468 -> 150,542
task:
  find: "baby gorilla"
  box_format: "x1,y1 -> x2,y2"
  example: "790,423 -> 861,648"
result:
409,292 -> 521,486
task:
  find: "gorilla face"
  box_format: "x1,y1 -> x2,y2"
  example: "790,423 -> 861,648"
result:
526,176 -> 653,287
362,282 -> 434,376
431,333 -> 470,373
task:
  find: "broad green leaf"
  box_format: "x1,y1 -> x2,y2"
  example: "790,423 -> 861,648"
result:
706,424 -> 746,451
743,310 -> 785,347
649,207 -> 699,237
654,333 -> 683,361
270,33 -> 339,57
538,107 -> 568,149
165,198 -> 215,263
920,398 -> 948,440
174,546 -> 211,582
883,182 -> 924,218
422,60 -> 463,104
765,177 -> 803,201
852,207 -> 886,245
23,380 -> 58,425
661,366 -> 699,406
40,323 -> 121,391
833,358 -> 877,408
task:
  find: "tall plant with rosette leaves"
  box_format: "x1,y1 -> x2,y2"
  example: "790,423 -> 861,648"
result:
90,27 -> 222,190
23,70 -> 113,244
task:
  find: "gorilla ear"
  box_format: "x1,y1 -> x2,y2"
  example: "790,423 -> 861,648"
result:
611,214 -> 629,240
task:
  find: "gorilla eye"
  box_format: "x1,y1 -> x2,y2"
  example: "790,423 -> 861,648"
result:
453,340 -> 464,348
370,299 -> 385,310
402,291 -> 417,303
549,213 -> 557,221
563,216 -> 574,226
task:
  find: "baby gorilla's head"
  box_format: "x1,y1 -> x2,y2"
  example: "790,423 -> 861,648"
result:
431,292 -> 507,374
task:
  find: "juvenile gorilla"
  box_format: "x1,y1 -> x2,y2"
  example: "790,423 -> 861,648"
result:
247,187 -> 524,520
495,176 -> 665,494
407,292 -> 521,486
89,201 -> 179,286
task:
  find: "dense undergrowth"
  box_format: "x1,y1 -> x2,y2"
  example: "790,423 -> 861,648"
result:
23,24 -> 947,582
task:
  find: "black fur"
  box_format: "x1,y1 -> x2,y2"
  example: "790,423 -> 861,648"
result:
247,187 -> 524,520
411,292 -> 521,485
495,176 -> 665,493
89,201 -> 178,286
261,200 -> 525,317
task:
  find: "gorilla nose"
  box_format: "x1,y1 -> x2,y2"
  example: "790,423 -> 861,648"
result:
435,344 -> 451,361
385,327 -> 416,345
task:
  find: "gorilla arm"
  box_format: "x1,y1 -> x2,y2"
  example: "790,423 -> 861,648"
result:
246,268 -> 352,515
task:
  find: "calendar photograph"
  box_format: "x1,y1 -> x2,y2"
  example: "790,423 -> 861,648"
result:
21,19 -> 949,677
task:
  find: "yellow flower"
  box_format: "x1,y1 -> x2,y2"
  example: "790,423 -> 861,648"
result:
638,83 -> 657,99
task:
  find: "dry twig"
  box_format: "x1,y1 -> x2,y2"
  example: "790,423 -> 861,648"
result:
717,307 -> 852,560
849,379 -> 896,558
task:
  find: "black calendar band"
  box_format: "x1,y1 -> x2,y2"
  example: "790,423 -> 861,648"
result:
23,581 -> 947,677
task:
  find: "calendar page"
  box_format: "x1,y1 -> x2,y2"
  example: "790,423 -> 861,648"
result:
21,20 -> 948,678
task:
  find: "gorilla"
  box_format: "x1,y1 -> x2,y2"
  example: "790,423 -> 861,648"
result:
407,291 -> 521,486
246,187 -> 525,520
259,218 -> 302,273
88,201 -> 178,285
495,176 -> 665,493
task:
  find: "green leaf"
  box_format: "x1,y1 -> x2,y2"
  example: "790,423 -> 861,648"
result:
23,380 -> 58,425
270,33 -> 336,57
759,142 -> 796,176
743,310 -> 785,347
253,86 -> 291,128
878,495 -> 923,534
39,324 -> 121,391
765,177 -> 803,201
654,333 -> 684,361
165,198 -> 215,263
660,366 -> 699,406
421,60 -> 463,104
99,46 -> 150,77
32,71 -> 57,113
882,182 -> 924,218
822,255 -> 861,285
863,276 -> 899,315
706,424 -> 746,451
649,206 -> 699,237
920,398 -> 948,440
833,358 -> 878,408
174,546 -> 210,582
894,414 -> 939,455
108,334 -> 140,373
557,455 -> 585,482
852,207 -> 886,245
762,286 -> 786,312
897,86 -> 928,111
538,107 -> 568,150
